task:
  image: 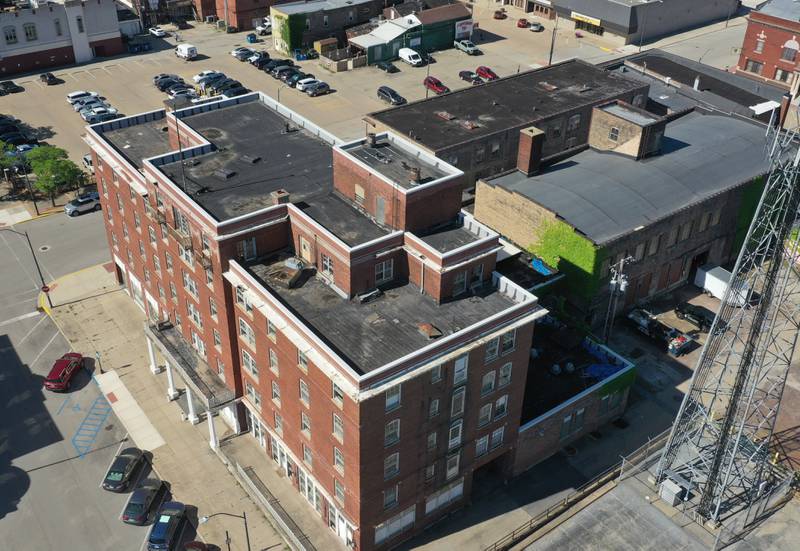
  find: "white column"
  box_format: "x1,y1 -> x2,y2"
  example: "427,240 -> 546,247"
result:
185,385 -> 199,425
146,336 -> 162,374
165,361 -> 179,401
208,410 -> 218,449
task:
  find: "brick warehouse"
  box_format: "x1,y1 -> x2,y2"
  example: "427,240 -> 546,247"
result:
473,100 -> 771,328
0,0 -> 124,76
84,91 -> 638,549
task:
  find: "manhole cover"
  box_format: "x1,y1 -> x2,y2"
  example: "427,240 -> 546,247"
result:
39,245 -> 50,252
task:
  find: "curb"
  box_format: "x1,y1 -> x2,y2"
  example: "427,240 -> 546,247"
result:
16,209 -> 62,224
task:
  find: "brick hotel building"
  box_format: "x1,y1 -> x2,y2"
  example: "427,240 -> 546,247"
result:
84,93 -> 546,549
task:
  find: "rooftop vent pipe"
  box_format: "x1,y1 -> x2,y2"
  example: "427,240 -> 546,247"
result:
367,132 -> 377,147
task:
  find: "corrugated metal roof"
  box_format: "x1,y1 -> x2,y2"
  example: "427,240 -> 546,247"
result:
273,0 -> 375,16
487,113 -> 773,245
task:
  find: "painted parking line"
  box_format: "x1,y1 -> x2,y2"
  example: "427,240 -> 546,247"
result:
71,394 -> 113,457
29,330 -> 60,368
0,310 -> 40,328
18,315 -> 48,346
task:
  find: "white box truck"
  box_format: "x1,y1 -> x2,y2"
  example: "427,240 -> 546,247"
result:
175,44 -> 198,60
694,265 -> 750,307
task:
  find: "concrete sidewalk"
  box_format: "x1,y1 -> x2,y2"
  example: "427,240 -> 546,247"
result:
45,264 -> 285,551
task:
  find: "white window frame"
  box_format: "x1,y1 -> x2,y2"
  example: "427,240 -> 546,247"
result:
451,387 -> 466,418
385,385 -> 401,412
453,355 -> 468,386
490,426 -> 505,450
481,371 -> 496,396
478,403 -> 492,427
385,419 -> 400,446
445,452 -> 460,480
448,420 -> 463,450
475,435 -> 489,457
375,258 -> 394,285
384,452 -> 400,480
495,395 -> 508,419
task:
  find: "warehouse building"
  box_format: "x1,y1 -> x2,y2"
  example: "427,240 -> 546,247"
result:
367,58 -> 649,187
551,0 -> 740,45
474,102 -> 770,327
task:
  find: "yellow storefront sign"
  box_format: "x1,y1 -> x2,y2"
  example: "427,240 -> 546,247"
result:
571,11 -> 601,26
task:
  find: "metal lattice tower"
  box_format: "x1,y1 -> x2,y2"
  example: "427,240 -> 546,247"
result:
656,120 -> 800,524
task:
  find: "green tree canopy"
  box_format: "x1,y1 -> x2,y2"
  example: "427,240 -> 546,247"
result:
33,158 -> 82,206
25,145 -> 68,173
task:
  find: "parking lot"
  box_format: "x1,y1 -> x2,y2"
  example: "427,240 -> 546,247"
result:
0,212 -> 165,550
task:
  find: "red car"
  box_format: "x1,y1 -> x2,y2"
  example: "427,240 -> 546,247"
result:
517,18 -> 529,28
476,66 -> 499,81
44,353 -> 84,391
423,76 -> 449,95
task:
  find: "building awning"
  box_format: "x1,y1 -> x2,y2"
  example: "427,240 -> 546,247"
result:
145,322 -> 235,410
750,100 -> 781,116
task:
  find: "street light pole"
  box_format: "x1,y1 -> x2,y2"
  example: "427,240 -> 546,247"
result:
548,16 -> 559,66
199,511 -> 251,551
1,228 -> 52,308
15,165 -> 39,216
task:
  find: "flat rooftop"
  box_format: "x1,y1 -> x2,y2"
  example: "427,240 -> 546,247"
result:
343,135 -> 450,189
158,100 -> 334,222
298,193 -> 389,246
368,59 -> 644,151
600,102 -> 659,126
274,0 -> 374,15
417,223 -> 481,253
486,112 -> 771,245
758,0 -> 800,21
102,118 -> 172,169
246,254 -> 516,374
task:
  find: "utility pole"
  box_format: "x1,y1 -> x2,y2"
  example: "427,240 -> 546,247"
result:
15,165 -> 39,216
602,256 -> 633,344
548,16 -> 559,66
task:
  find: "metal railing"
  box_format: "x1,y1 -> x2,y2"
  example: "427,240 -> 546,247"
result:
485,429 -> 671,551
234,462 -> 317,551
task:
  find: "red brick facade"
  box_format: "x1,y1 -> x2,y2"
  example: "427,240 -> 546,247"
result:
88,99 -> 547,551
0,45 -> 75,75
736,9 -> 800,92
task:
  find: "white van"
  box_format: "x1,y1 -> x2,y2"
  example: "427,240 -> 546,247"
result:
398,47 -> 423,67
176,44 -> 198,60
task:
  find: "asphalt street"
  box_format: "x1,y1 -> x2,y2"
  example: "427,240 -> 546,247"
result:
0,210 -> 155,550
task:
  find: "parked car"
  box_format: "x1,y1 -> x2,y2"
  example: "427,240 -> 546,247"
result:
454,39 -> 480,55
81,107 -> 118,121
149,26 -> 167,37
248,51 -> 269,64
15,143 -> 39,156
0,133 -> 30,146
64,191 -> 101,216
153,74 -> 179,86
86,112 -> 121,124
223,86 -> 249,97
231,47 -> 254,61
216,80 -> 242,93
256,16 -> 272,36
459,70 -> 482,85
271,65 -> 295,79
74,97 -> 107,111
40,72 -> 59,85
156,78 -> 184,92
306,82 -> 331,96
43,353 -> 84,391
530,22 -> 544,32
375,61 -> 399,73
0,81 -> 23,95
423,76 -> 449,95
252,57 -> 272,69
102,447 -> 145,492
493,9 -> 507,19
66,90 -> 99,104
263,59 -> 293,72
196,72 -> 226,86
377,86 -> 406,105
674,302 -> 718,332
517,18 -> 529,28
476,65 -> 499,81
169,89 -> 198,100
0,122 -> 20,135
192,70 -> 220,83
287,72 -> 311,87
147,502 -> 187,551
206,79 -> 234,94
280,69 -> 301,83
123,479 -> 167,525
296,78 -> 320,92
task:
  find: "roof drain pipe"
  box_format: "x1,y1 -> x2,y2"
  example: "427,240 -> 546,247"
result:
420,254 -> 425,295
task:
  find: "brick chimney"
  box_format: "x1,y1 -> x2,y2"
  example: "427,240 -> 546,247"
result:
271,189 -> 291,205
517,126 -> 545,176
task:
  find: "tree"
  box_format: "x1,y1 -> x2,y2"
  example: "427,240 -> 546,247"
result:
0,140 -> 15,172
25,145 -> 67,173
33,158 -> 82,207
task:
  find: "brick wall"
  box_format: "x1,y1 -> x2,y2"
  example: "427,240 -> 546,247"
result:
473,181 -> 557,250
0,44 -> 75,75
736,12 -> 800,90
89,36 -> 126,57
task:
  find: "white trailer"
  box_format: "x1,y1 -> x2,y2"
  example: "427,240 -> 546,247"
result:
694,265 -> 749,307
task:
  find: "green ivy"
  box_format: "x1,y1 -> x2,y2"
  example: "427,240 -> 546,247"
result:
733,176 -> 766,254
599,365 -> 636,396
529,219 -> 604,302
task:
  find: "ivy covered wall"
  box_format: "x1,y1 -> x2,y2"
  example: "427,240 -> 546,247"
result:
529,219 -> 605,303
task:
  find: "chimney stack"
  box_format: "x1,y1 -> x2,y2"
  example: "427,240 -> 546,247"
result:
516,127 -> 545,176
